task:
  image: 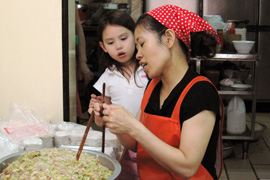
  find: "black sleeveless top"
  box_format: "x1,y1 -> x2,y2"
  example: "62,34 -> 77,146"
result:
145,67 -> 221,180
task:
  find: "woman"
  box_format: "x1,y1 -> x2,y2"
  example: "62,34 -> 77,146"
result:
94,5 -> 224,180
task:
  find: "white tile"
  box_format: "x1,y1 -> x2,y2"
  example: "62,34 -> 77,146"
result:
249,141 -> 270,164
253,164 -> 270,179
227,170 -> 257,180
222,113 -> 270,180
224,158 -> 252,170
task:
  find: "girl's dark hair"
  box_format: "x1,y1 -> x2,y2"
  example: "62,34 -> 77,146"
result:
97,10 -> 139,76
136,14 -> 218,59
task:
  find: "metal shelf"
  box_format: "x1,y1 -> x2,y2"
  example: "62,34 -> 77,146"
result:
191,53 -> 260,158
223,128 -> 254,140
191,53 -> 260,62
218,90 -> 253,95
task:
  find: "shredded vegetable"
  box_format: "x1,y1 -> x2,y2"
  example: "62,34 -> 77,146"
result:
0,149 -> 113,180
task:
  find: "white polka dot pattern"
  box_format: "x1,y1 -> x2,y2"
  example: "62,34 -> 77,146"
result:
146,4 -> 221,52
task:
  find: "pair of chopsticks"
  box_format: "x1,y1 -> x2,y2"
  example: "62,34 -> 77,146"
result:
76,83 -> 106,161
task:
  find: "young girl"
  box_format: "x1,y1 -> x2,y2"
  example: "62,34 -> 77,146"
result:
88,10 -> 149,180
94,5 -> 224,180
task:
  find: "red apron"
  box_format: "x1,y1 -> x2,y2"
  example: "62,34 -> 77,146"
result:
137,76 -> 223,180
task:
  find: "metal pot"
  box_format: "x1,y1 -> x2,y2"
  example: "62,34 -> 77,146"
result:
0,148 -> 121,180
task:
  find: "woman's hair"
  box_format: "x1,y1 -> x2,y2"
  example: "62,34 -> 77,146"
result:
136,14 -> 218,59
97,10 -> 140,76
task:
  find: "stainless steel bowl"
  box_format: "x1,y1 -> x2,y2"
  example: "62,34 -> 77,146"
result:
0,148 -> 121,180
246,122 -> 267,141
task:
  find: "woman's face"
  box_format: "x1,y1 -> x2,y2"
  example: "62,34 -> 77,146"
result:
135,25 -> 170,79
100,24 -> 135,65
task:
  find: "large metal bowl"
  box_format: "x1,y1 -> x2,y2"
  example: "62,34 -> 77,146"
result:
0,148 -> 121,180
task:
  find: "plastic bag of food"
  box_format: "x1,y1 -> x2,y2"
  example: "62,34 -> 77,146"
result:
0,102 -> 50,141
69,125 -> 90,146
23,137 -> 44,151
220,78 -> 241,86
203,15 -> 227,33
56,121 -> 77,131
54,130 -> 70,147
0,132 -> 24,159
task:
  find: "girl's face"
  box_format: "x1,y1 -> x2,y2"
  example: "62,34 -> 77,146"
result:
135,25 -> 170,79
100,24 -> 135,65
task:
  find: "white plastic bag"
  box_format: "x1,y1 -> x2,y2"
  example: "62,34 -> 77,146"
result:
54,131 -> 70,147
56,121 -> 77,131
0,102 -> 50,141
203,15 -> 227,33
23,137 -> 43,151
0,132 -> 24,159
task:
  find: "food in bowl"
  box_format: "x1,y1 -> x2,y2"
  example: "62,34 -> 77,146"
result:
0,148 -> 113,179
232,40 -> 255,54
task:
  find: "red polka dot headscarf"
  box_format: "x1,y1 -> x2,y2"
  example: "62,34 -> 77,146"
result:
146,4 -> 221,52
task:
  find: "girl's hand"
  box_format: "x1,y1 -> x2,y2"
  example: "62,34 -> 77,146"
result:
88,94 -> 103,114
93,103 -> 106,127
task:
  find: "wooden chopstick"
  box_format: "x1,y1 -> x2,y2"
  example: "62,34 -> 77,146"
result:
101,83 -> 106,153
76,83 -> 106,160
76,110 -> 94,161
102,126 -> 105,153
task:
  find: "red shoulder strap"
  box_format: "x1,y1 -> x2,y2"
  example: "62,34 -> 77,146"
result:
171,76 -> 212,119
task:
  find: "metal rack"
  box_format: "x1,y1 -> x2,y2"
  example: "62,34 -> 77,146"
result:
190,53 -> 261,158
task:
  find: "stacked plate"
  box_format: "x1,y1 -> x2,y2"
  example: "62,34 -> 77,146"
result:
235,28 -> 247,40
230,84 -> 252,91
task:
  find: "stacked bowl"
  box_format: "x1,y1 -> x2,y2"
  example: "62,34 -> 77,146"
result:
235,28 -> 247,40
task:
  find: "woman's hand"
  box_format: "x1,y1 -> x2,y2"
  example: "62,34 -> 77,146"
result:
93,104 -> 137,135
101,104 -> 136,135
95,104 -> 139,151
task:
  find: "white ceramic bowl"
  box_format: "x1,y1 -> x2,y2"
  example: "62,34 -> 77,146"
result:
232,40 -> 255,54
